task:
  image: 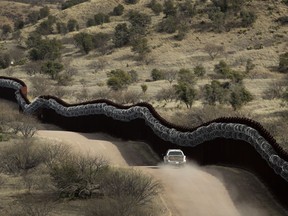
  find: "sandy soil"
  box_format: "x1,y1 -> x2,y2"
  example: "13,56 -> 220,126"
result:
36,130 -> 287,216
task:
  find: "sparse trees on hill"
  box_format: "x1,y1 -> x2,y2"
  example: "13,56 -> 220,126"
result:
41,61 -> 64,80
163,0 -> 177,17
229,85 -> 253,110
151,68 -> 165,81
148,0 -> 163,15
131,37 -> 150,61
74,32 -> 94,54
1,24 -> 12,37
240,10 -> 257,27
94,13 -> 110,25
39,6 -> 50,19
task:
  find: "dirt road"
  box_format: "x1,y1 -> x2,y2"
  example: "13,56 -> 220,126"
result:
37,130 -> 287,216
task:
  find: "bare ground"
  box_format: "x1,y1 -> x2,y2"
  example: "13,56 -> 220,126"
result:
36,130 -> 288,216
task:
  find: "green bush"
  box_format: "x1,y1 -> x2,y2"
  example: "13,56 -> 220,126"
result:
67,19 -> 79,32
29,38 -> 62,61
0,53 -> 11,69
39,6 -> 50,19
107,69 -> 133,91
56,22 -> 68,34
163,0 -> 177,17
1,24 -> 12,36
229,85 -> 253,110
148,0 -> 163,15
214,60 -> 231,78
94,13 -> 110,25
203,80 -> 229,105
157,16 -> 178,33
74,32 -> 94,54
194,65 -> 206,77
27,11 -> 40,24
113,23 -> 130,48
112,4 -> 124,16
151,68 -> 164,81
41,61 -> 64,79
86,18 -> 96,27
240,10 -> 257,27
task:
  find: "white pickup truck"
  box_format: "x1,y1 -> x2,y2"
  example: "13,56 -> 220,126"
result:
163,149 -> 186,166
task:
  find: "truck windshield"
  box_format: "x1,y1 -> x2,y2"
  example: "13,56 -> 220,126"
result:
169,151 -> 183,156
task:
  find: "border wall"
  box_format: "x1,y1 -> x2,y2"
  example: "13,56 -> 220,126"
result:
0,76 -> 287,208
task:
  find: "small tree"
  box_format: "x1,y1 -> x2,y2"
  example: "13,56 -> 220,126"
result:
56,22 -> 68,34
174,83 -> 197,108
148,0 -> 163,15
245,58 -> 255,73
50,154 -> 108,199
229,85 -> 253,110
1,24 -> 12,37
208,7 -> 226,32
27,11 -> 40,24
194,64 -> 206,77
204,44 -> 224,60
131,37 -> 151,60
141,84 -> 148,94
94,13 -> 110,25
39,6 -> 50,19
214,60 -> 231,78
240,10 -> 257,27
107,69 -> 132,91
41,61 -> 64,80
279,52 -> 288,73
14,19 -> 25,30
178,68 -> 196,85
29,38 -> 62,61
112,4 -> 124,16
0,53 -> 11,69
165,70 -> 178,85
74,32 -> 94,54
113,23 -> 130,48
203,80 -> 229,105
157,15 -> 178,33
163,0 -> 177,17
67,19 -> 79,32
151,68 -> 165,81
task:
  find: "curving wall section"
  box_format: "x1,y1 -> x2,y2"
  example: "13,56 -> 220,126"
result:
0,76 -> 288,208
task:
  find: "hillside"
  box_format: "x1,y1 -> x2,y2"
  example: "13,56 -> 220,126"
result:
0,0 -> 288,149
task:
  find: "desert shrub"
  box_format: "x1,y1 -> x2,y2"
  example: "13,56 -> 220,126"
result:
203,80 -> 230,105
155,87 -> 177,102
56,22 -> 68,34
27,11 -> 40,24
204,44 -> 224,60
283,0 -> 288,5
240,10 -> 257,27
276,16 -> 288,25
112,4 -> 124,16
29,38 -> 62,61
41,61 -> 64,79
148,0 -> 163,15
214,60 -> 231,78
194,64 -> 206,77
113,23 -> 130,47
26,32 -> 42,48
229,85 -> 253,110
163,0 -> 177,17
178,68 -> 196,85
0,53 -> 11,69
174,82 -> 197,108
151,68 -> 165,81
178,0 -> 197,18
128,70 -> 138,83
39,6 -> 50,19
74,32 -> 94,54
208,7 -> 226,32
67,19 -> 79,32
61,0 -> 88,10
125,0 -> 138,4
262,80 -> 287,100
0,139 -> 46,174
1,24 -> 12,36
101,168 -> 161,215
245,58 -> 255,73
36,16 -> 56,35
14,19 -> 25,30
94,13 -> 110,25
131,37 -> 150,60
49,154 -> 108,199
107,69 -> 133,91
141,84 -> 148,94
93,32 -> 110,53
157,15 -> 178,33
165,70 -> 178,85
86,18 -> 96,27
279,52 -> 288,73
128,11 -> 151,39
